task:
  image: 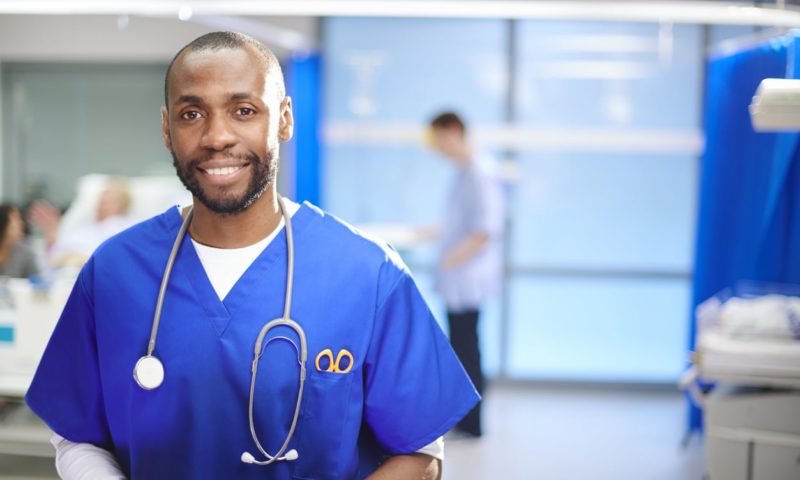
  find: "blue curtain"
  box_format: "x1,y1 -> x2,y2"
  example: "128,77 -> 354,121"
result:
689,33 -> 800,432
284,53 -> 322,206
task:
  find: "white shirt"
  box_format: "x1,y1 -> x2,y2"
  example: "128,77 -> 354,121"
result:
50,200 -> 443,478
190,203 -> 293,301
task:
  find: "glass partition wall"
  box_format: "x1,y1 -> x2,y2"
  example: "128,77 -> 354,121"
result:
322,18 -> 704,383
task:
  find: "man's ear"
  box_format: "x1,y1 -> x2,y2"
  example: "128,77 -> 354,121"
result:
160,106 -> 173,152
278,96 -> 294,142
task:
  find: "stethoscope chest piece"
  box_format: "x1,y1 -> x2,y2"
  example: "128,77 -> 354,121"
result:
134,355 -> 165,390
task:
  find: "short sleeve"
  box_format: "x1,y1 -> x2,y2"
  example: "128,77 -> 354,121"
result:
363,267 -> 479,453
25,260 -> 112,448
466,168 -> 504,238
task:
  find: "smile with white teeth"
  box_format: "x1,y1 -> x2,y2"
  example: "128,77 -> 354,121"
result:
204,166 -> 243,176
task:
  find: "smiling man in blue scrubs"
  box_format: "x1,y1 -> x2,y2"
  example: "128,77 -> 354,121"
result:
25,32 -> 478,479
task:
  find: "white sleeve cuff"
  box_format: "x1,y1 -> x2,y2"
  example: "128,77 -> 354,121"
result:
50,433 -> 127,480
415,436 -> 444,461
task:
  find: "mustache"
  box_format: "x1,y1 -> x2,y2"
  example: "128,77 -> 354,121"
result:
183,150 -> 260,168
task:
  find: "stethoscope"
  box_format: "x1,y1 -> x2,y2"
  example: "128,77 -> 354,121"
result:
133,196 -> 307,466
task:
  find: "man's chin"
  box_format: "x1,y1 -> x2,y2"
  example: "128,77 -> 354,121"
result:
195,197 -> 251,215
177,165 -> 272,216
193,187 -> 268,215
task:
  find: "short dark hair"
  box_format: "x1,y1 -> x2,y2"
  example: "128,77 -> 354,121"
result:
163,31 -> 285,109
430,111 -> 466,133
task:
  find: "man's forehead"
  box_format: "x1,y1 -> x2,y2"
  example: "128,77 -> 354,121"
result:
178,45 -> 263,69
168,46 -> 269,95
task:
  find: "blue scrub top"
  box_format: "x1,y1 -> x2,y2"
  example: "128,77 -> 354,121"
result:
26,202 -> 479,479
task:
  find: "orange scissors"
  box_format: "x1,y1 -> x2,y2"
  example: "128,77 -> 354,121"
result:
315,348 -> 353,373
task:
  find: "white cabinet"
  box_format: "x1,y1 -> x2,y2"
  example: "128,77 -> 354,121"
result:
705,388 -> 800,480
753,443 -> 800,480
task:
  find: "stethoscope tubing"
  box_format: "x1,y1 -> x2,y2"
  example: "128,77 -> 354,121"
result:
147,207 -> 194,356
139,197 -> 306,465
246,197 -> 306,464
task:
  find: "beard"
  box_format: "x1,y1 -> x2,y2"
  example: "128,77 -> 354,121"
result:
171,146 -> 278,215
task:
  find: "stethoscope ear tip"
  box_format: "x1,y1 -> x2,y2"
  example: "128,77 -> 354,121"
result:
240,449 -> 299,464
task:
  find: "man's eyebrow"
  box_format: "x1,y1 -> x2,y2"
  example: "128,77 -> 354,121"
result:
230,93 -> 256,102
175,95 -> 203,105
173,93 -> 261,106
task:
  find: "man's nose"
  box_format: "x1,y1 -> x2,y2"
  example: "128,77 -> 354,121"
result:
200,114 -> 236,151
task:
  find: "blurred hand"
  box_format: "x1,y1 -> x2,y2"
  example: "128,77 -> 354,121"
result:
438,232 -> 490,273
27,200 -> 62,246
439,252 -> 460,272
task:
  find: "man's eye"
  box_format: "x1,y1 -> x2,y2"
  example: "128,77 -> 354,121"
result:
237,108 -> 255,116
180,111 -> 200,120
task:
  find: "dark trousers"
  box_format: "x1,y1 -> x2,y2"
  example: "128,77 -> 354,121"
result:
447,309 -> 483,436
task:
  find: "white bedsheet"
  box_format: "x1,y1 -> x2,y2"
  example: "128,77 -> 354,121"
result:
697,329 -> 800,388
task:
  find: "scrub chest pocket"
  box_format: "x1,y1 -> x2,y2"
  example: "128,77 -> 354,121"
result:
292,369 -> 355,480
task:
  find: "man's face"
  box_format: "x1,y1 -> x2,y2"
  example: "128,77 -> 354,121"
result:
161,45 -> 293,215
96,187 -> 127,222
430,126 -> 465,163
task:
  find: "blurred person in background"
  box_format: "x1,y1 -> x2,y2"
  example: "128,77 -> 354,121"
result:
0,203 -> 40,278
428,111 -> 505,438
0,203 -> 40,413
28,178 -> 135,268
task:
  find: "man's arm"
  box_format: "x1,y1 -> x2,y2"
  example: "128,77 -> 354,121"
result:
367,454 -> 440,480
440,232 -> 489,271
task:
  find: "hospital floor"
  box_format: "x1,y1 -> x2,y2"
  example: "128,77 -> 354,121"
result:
0,385 -> 705,479
443,384 -> 705,480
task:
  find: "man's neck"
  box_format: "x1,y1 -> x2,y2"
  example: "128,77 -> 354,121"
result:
188,188 -> 282,249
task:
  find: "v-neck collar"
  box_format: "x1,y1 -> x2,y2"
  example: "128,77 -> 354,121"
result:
163,202 -> 315,337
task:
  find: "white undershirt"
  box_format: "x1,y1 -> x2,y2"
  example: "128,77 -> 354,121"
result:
190,201 -> 297,301
50,199 -> 444,478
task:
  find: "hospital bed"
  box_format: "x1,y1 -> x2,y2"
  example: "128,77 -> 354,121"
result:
683,290 -> 800,480
59,173 -> 191,236
693,330 -> 800,389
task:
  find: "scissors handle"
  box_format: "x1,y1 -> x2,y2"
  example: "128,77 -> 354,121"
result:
314,348 -> 353,373
315,348 -> 334,372
334,350 -> 353,373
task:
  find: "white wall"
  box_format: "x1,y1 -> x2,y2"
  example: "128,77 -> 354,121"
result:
0,14 -> 317,200
0,14 -> 317,62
